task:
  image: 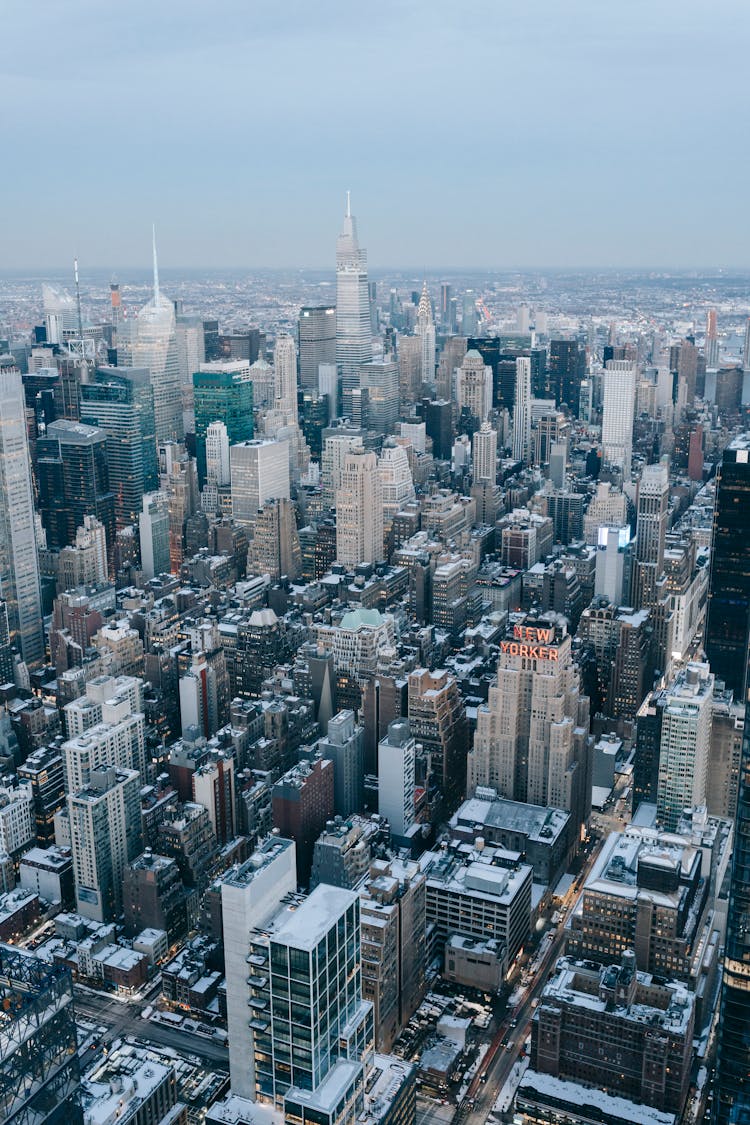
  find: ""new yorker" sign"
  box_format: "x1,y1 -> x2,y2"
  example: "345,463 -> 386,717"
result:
499,624 -> 559,661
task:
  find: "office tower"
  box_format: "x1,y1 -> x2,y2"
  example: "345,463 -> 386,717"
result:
468,615 -> 591,836
193,361 -> 254,486
461,290 -> 477,336
58,514 -> 109,590
472,420 -> 497,484
230,438 -> 290,527
273,332 -> 298,419
175,311 -> 205,385
378,441 -> 415,529
319,709 -> 365,816
247,497 -> 302,580
415,282 -> 435,386
0,946 -> 82,1125
299,305 -> 336,388
180,652 -> 222,738
630,460 -> 669,608
705,435 -> 750,697
407,668 -> 468,808
423,398 -> 453,460
706,307 -> 720,368
318,362 -> 339,417
656,661 -> 713,830
594,526 -> 630,604
360,359 -> 399,434
378,719 -> 416,840
18,746 -> 66,845
192,753 -> 235,843
520,953 -> 694,1122
161,444 -> 198,571
548,338 -> 583,411
118,233 -> 183,443
139,493 -> 170,577
601,359 -> 637,480
548,440 -> 567,489
336,193 -> 373,416
68,765 -> 142,921
219,329 -> 262,363
272,758 -> 335,885
36,418 -> 116,557
0,369 -> 44,665
715,364 -> 743,418
512,355 -> 532,462
80,366 -> 158,527
436,335 -> 467,400
247,351 -> 275,410
336,445 -> 384,566
42,282 -> 77,344
583,481 -> 628,544
456,349 -> 492,422
439,282 -> 452,326
205,420 -> 230,486
577,601 -> 653,724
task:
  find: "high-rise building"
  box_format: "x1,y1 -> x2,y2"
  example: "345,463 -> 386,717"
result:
247,497 -> 302,581
80,366 -> 158,528
193,361 -> 254,486
656,661 -> 713,830
0,369 -> 44,665
118,234 -> 183,443
139,492 -> 171,577
273,332 -> 298,419
512,356 -> 532,462
407,668 -> 468,808
415,282 -> 436,386
601,359 -> 637,481
594,525 -> 630,604
336,194 -> 373,417
36,419 -> 116,558
230,438 -> 290,527
472,420 -> 497,484
378,719 -> 416,841
360,359 -> 399,434
706,307 -> 720,369
299,305 -> 336,389
548,339 -> 584,412
319,709 -> 365,817
0,946 -> 82,1125
630,460 -> 669,608
205,420 -> 231,486
68,765 -> 142,922
378,441 -> 415,529
58,514 -> 109,590
468,615 -> 591,836
336,445 -> 384,567
705,434 -> 750,698
456,349 -> 492,423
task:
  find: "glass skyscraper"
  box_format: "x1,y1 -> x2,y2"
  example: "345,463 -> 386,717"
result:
705,434 -> 750,699
192,361 -> 254,486
335,194 -> 372,418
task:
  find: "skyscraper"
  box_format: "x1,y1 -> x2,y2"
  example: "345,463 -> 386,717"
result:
118,232 -> 183,444
360,359 -> 399,434
80,366 -> 158,528
139,493 -> 171,578
205,420 -> 230,486
335,445 -> 384,566
472,420 -> 497,484
230,438 -> 290,527
415,282 -> 436,386
705,434 -> 750,698
630,460 -> 669,609
0,369 -> 44,666
192,361 -> 254,486
68,765 -> 142,922
601,359 -> 637,481
298,305 -> 336,389
378,719 -> 416,840
273,332 -> 298,419
656,661 -> 713,830
456,349 -> 492,423
512,355 -> 532,462
336,193 -> 373,417
36,419 -> 116,560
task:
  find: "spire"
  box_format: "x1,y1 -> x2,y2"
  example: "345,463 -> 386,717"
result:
152,224 -> 160,304
346,190 -> 351,218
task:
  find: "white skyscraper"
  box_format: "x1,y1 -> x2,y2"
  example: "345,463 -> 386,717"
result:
119,231 -> 184,444
472,421 -> 497,484
416,282 -> 436,386
457,349 -> 492,422
335,445 -> 384,566
513,356 -> 532,462
205,420 -> 231,486
602,359 -> 637,481
335,193 -> 373,416
139,493 -> 170,578
378,719 -> 416,839
68,766 -> 142,922
0,369 -> 44,666
230,438 -> 290,526
321,431 -> 361,506
273,333 -> 298,420
378,439 -> 415,525
657,662 -> 714,830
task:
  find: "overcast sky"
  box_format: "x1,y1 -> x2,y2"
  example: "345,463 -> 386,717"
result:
2,0 -> 749,270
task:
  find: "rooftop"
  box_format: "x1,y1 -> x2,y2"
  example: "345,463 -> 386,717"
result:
270,884 -> 358,951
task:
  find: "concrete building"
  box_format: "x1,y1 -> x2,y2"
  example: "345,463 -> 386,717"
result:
230,439 -> 290,528
377,720 -> 416,842
319,710 -> 365,817
657,662 -> 713,830
68,766 -> 142,922
450,794 -> 572,886
272,757 -> 335,886
336,446 -> 384,567
601,359 -> 637,481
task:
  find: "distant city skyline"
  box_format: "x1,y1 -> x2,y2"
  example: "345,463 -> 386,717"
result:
3,0 -> 749,270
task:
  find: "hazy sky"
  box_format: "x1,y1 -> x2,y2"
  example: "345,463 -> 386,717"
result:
3,0 -> 749,269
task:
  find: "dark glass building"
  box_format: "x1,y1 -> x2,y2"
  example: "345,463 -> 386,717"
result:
705,434 -> 750,699
192,362 -> 254,486
548,339 -> 585,414
80,366 -> 158,528
36,418 -> 115,558
298,305 -> 336,389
